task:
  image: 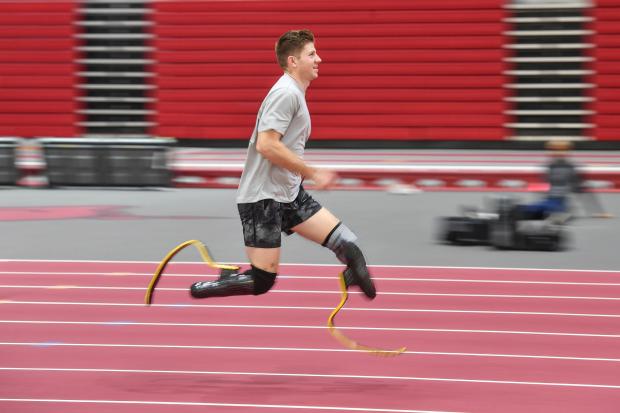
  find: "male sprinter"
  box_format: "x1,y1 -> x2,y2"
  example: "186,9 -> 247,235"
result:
189,29 -> 376,299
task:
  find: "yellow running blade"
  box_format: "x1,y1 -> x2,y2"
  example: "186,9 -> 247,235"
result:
327,271 -> 406,357
145,239 -> 239,305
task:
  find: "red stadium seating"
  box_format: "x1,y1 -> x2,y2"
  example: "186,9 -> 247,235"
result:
0,102 -> 75,113
0,13 -> 74,25
0,26 -> 74,38
0,1 -> 80,138
0,63 -> 75,76
155,23 -> 507,38
0,38 -> 74,50
1,89 -> 76,101
595,0 -> 620,5
156,101 -> 504,115
155,126 -> 506,141
0,0 -> 617,145
153,0 -> 505,12
0,2 -> 77,12
153,10 -> 505,25
587,2 -> 620,140
0,126 -> 77,136
156,62 -> 505,76
150,0 -> 509,142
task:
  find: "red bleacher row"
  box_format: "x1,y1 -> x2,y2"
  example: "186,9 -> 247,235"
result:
0,0 -> 618,141
587,2 -> 620,140
0,1 -> 79,137
150,0 -> 509,141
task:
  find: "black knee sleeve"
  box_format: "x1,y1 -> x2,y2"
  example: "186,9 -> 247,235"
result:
250,265 -> 277,295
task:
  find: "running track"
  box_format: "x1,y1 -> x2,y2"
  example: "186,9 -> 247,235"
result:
0,260 -> 619,412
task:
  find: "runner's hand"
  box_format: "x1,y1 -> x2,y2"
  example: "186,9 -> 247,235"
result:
311,169 -> 338,190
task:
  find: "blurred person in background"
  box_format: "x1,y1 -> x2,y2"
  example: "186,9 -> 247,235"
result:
519,140 -> 613,220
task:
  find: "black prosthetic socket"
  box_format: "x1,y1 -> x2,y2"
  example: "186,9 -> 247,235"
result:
190,268 -> 254,298
323,223 -> 376,299
190,266 -> 277,298
341,241 -> 376,299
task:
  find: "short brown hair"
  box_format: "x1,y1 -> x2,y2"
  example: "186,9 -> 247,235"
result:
275,29 -> 315,69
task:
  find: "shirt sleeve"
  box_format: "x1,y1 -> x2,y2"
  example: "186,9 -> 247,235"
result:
258,87 -> 299,136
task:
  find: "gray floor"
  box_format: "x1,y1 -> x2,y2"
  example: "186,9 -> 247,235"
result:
1,187 -> 618,270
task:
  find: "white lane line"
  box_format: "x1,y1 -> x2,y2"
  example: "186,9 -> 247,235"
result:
2,271 -> 620,286
2,300 -> 620,318
1,259 -> 620,273
1,320 -> 618,338
0,398 -> 458,413
2,341 -> 619,362
2,284 -> 620,301
2,367 -> 620,389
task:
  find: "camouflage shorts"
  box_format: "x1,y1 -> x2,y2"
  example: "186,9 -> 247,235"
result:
237,187 -> 322,248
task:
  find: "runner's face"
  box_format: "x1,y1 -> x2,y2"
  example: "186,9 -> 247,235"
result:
292,42 -> 321,82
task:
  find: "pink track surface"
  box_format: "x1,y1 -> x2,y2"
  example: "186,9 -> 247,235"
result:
1,261 -> 619,412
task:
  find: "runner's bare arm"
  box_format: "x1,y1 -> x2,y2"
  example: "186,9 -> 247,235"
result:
256,130 -> 337,189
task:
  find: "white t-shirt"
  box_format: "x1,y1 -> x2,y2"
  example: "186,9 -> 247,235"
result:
236,73 -> 311,203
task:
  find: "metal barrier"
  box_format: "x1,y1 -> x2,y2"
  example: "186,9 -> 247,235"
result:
0,137 -> 19,185
40,137 -> 175,187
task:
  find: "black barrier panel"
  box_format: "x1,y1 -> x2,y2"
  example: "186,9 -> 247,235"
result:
40,138 -> 175,187
0,138 -> 19,186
